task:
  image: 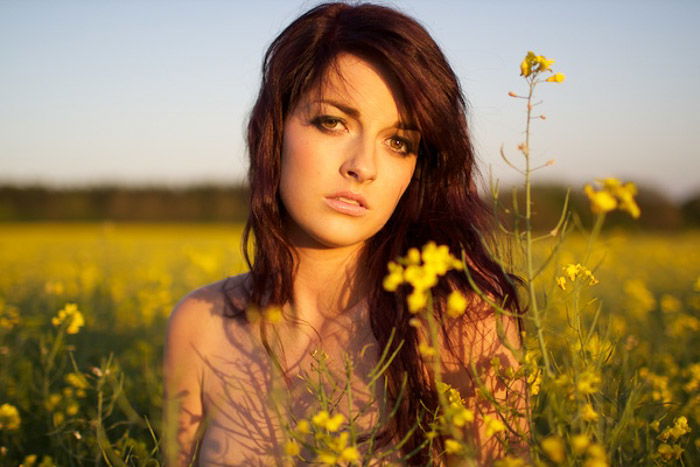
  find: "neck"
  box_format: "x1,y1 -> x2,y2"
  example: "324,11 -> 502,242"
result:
288,242 -> 368,329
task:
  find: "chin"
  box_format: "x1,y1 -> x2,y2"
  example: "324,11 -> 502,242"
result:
297,224 -> 380,250
307,232 -> 371,250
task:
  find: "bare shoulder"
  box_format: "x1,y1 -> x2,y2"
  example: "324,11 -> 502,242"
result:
165,273 -> 253,359
162,274 -> 251,466
169,273 -> 250,324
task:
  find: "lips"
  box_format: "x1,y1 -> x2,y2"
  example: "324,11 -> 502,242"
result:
324,191 -> 369,216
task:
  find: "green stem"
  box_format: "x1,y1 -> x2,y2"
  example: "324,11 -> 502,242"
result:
583,213 -> 606,265
523,77 -> 553,377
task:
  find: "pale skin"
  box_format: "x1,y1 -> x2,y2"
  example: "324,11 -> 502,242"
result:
163,54 -> 526,466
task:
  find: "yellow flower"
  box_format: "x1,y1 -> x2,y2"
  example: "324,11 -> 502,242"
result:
580,403 -> 599,422
51,303 -> 85,334
284,440 -> 301,456
65,372 -> 89,390
407,289 -> 428,313
564,263 -> 582,281
311,410 -> 345,432
65,402 -> 79,416
295,419 -> 310,435
583,269 -> 599,286
406,248 -> 421,265
338,446 -> 360,462
0,300 -> 20,330
383,262 -> 404,292
383,242 -> 463,314
316,451 -> 338,465
541,435 -> 566,463
571,434 -> 590,455
418,343 -> 436,357
660,294 -> 682,313
325,414 -> 345,432
584,185 -> 617,214
546,72 -> 566,83
520,51 -> 536,77
583,443 -> 608,467
536,55 -> 556,71
0,403 -> 21,430
658,416 -> 691,441
484,415 -> 506,437
584,178 -> 640,218
577,369 -> 602,395
444,438 -> 463,455
45,393 -> 61,411
446,290 -> 468,318
520,51 -> 561,78
22,454 -> 38,466
312,410 -> 330,427
657,443 -> 684,460
422,242 -> 457,275
452,406 -> 475,427
556,276 -> 567,290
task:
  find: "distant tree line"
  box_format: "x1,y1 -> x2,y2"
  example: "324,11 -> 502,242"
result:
0,183 -> 698,230
0,184 -> 249,222
490,183 -> 700,231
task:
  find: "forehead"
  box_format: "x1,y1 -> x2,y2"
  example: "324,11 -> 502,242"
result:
300,53 -> 411,123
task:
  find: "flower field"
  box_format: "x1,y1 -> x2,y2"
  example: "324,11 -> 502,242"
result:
0,222 -> 698,465
2,51 -> 699,466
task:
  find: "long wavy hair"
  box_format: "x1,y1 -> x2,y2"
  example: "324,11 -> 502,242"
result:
234,2 -> 523,462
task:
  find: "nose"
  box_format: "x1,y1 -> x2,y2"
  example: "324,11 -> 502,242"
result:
340,135 -> 377,183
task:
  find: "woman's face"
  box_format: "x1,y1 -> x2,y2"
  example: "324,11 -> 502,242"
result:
279,53 -> 419,250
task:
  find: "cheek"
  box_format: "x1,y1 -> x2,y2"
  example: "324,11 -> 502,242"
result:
281,129 -> 326,182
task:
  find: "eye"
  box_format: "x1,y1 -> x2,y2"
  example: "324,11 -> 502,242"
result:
312,116 -> 346,133
386,136 -> 414,155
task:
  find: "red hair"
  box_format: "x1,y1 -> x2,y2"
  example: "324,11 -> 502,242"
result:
234,2 -> 523,462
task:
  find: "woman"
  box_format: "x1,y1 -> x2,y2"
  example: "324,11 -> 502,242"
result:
164,2 -> 526,465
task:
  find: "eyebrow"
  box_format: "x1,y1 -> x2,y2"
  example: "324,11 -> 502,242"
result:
315,98 -> 420,133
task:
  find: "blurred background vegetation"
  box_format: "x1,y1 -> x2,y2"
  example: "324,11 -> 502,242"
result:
1,183 -> 698,230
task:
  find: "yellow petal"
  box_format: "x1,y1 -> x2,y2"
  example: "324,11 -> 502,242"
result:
545,72 -> 566,83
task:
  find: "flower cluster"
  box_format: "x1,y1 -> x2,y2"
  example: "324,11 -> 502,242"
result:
285,411 -> 360,465
51,303 -> 84,334
654,417 -> 691,462
0,403 -> 21,430
519,51 -> 566,83
0,298 -> 20,330
383,242 -> 464,313
556,263 -> 599,291
437,382 -> 475,428
576,368 -> 602,395
657,416 -> 691,442
584,178 -> 640,218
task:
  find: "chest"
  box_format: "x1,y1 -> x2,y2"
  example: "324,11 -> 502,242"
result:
197,319 -> 390,465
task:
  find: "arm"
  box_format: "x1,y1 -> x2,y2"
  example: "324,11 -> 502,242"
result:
163,295 -> 208,466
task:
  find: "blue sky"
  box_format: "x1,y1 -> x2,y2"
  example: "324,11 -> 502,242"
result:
1,0 -> 698,200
